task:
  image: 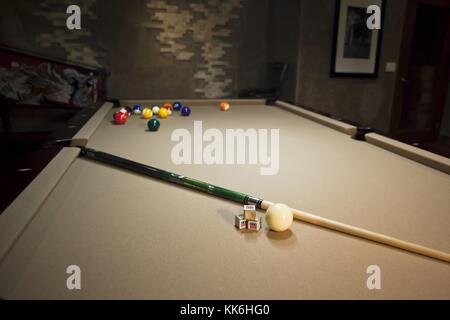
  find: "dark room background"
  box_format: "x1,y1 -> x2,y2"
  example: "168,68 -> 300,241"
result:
1,0 -> 449,136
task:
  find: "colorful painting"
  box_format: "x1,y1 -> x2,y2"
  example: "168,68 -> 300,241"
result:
0,48 -> 103,107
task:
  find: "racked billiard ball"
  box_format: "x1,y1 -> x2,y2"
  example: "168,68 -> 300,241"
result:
173,102 -> 182,111
119,108 -> 130,118
158,107 -> 169,119
133,105 -> 143,115
114,112 -> 127,125
142,108 -> 153,119
152,105 -> 160,115
147,119 -> 160,131
181,106 -> 191,116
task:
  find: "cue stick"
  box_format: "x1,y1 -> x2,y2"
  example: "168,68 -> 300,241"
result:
73,144 -> 450,263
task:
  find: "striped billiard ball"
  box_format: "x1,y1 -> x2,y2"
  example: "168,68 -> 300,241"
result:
132,105 -> 143,115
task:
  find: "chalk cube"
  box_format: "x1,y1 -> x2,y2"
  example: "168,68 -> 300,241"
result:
247,217 -> 262,231
243,205 -> 256,220
235,214 -> 247,230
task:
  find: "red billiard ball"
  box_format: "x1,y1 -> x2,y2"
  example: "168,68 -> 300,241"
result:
114,112 -> 127,125
119,108 -> 130,118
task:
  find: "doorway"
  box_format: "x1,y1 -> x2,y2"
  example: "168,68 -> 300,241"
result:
390,0 -> 450,144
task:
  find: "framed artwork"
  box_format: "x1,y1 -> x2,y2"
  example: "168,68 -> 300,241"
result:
330,0 -> 385,78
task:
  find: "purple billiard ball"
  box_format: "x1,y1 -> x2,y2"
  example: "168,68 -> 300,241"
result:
125,106 -> 132,116
181,106 -> 191,116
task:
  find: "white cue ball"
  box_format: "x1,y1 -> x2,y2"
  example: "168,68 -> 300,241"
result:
265,203 -> 293,232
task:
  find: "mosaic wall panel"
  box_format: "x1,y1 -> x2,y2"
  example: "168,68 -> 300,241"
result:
33,0 -> 103,67
145,0 -> 242,98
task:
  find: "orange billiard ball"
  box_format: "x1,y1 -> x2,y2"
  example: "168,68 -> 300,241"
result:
220,101 -> 230,111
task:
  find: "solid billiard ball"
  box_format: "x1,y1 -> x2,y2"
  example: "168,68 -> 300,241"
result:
125,106 -> 132,116
133,105 -> 143,115
181,106 -> 191,116
173,102 -> 182,111
114,112 -> 127,125
265,203 -> 293,232
158,107 -> 169,119
142,108 -> 153,119
152,106 -> 160,115
147,119 -> 160,131
220,101 -> 230,111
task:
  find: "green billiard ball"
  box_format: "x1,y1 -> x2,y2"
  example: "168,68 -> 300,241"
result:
147,119 -> 160,131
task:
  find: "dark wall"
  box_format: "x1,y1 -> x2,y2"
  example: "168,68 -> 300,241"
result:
0,0 -> 268,100
296,0 -> 407,133
267,0 -> 300,103
1,0 -> 411,135
441,83 -> 450,138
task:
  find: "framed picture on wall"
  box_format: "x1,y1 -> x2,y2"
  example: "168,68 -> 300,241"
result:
330,0 -> 385,78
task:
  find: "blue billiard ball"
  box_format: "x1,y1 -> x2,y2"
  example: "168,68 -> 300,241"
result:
173,102 -> 182,111
133,105 -> 142,115
181,106 -> 191,116
125,106 -> 132,115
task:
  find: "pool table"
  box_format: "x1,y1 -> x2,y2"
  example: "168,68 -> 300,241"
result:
0,99 -> 449,299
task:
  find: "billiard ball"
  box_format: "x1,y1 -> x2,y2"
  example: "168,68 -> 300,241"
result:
265,203 -> 293,232
152,106 -> 160,115
114,112 -> 127,125
142,108 -> 153,119
119,108 -> 130,118
173,102 -> 182,111
220,101 -> 230,111
158,107 -> 169,119
181,106 -> 191,116
147,119 -> 160,131
164,104 -> 173,115
125,106 -> 132,116
133,105 -> 143,115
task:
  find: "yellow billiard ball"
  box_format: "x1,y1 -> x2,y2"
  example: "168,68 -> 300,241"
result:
142,108 -> 153,119
159,107 -> 169,119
